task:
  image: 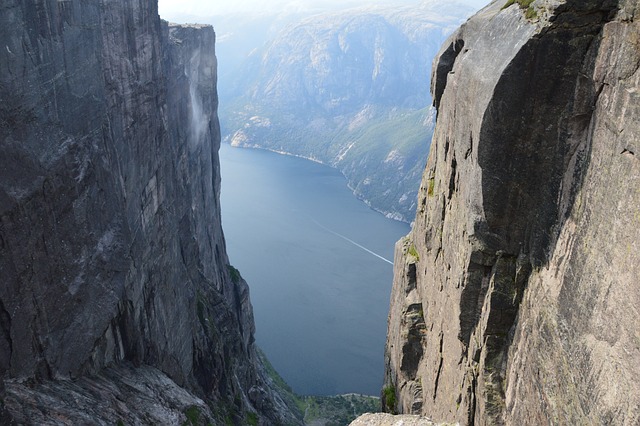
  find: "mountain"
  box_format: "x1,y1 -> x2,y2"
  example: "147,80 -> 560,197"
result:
221,2 -> 474,222
0,2 -> 300,424
382,0 -> 640,424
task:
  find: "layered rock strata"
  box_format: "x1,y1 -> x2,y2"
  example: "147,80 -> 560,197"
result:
0,1 -> 299,424
385,0 -> 639,424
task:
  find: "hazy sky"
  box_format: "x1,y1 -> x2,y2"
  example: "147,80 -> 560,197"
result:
158,0 -> 490,19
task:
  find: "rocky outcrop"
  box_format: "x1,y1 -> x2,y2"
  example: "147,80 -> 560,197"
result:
385,0 -> 639,424
3,365 -> 215,424
349,413 -> 437,426
0,1 -> 299,424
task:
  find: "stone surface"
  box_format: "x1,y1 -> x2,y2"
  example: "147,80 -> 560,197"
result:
349,413 -> 437,426
0,1 -> 300,424
3,364 -> 215,425
385,0 -> 639,424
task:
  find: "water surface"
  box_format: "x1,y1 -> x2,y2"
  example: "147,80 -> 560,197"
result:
219,144 -> 410,396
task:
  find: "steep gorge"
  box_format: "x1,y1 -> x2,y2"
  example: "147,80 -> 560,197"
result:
385,0 -> 639,424
0,1 -> 299,424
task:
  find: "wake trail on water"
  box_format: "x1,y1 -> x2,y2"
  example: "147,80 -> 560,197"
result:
311,219 -> 394,265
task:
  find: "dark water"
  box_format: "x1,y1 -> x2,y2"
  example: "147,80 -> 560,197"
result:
219,144 -> 410,396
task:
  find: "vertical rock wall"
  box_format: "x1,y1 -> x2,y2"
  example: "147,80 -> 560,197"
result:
0,1 -> 299,424
385,0 -> 639,424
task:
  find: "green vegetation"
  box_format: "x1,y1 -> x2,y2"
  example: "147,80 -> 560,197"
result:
408,243 -> 420,261
427,178 -> 435,196
502,0 -> 533,8
182,406 -> 201,426
246,412 -> 259,426
256,348 -> 381,425
382,386 -> 397,414
116,421 -> 125,426
525,7 -> 538,19
299,394 -> 380,426
502,0 -> 537,20
256,348 -> 306,423
223,103 -> 433,221
227,264 -> 242,284
258,348 -> 297,396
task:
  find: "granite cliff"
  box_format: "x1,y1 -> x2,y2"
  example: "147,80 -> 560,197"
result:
384,0 -> 639,424
0,1 -> 299,424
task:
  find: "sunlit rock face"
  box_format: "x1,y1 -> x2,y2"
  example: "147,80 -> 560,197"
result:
0,1 -> 299,424
385,0 -> 640,424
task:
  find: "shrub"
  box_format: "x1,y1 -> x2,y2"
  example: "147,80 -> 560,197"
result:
382,386 -> 397,414
427,178 -> 435,196
227,264 -> 242,284
408,244 -> 420,261
247,412 -> 259,426
183,406 -> 200,426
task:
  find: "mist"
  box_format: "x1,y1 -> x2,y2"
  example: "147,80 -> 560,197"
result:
159,0 -> 490,20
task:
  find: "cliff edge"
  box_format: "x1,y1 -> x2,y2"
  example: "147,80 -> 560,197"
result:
0,1 -> 299,424
385,0 -> 639,424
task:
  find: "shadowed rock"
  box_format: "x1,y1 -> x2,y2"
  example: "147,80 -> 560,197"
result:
0,1 -> 301,424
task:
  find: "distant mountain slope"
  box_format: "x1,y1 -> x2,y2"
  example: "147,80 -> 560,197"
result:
220,2 -> 473,222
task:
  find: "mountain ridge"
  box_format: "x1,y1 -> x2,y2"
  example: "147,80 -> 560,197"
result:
221,3 -> 474,222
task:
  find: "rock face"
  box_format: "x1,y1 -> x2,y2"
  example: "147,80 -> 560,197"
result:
385,0 -> 639,424
349,413 -> 436,426
0,1 -> 299,424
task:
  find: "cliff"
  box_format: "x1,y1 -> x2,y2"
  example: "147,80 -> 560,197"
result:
0,1 -> 299,424
385,0 -> 639,424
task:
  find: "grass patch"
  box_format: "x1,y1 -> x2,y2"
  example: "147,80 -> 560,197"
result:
227,264 -> 242,284
183,406 -> 201,426
525,7 -> 537,19
408,244 -> 420,261
427,178 -> 435,196
502,0 -> 537,20
502,0 -> 533,8
382,386 -> 397,414
246,412 -> 259,426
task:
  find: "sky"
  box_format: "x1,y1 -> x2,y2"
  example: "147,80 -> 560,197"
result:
158,0 -> 490,19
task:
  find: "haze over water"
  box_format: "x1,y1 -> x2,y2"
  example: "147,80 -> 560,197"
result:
219,144 -> 410,395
